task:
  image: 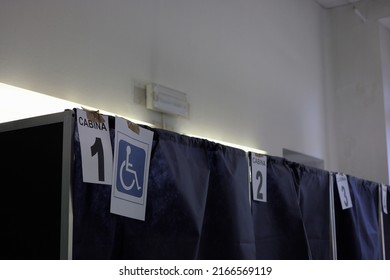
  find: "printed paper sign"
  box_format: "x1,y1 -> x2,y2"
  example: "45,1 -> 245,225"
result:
382,184 -> 388,215
250,153 -> 267,202
76,108 -> 113,185
111,117 -> 153,221
336,173 -> 353,210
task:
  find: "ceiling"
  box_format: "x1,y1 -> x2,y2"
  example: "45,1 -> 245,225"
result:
315,0 -> 362,9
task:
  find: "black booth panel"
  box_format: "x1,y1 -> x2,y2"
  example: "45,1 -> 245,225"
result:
0,123 -> 63,259
334,176 -> 381,260
252,156 -> 310,260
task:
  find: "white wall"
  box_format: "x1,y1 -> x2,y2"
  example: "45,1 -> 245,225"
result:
326,0 -> 390,183
0,0 -> 327,159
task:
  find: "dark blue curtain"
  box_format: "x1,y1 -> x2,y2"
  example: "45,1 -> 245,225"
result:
292,163 -> 331,260
251,156 -> 311,259
72,111 -> 384,260
72,115 -> 255,259
334,175 -> 381,259
197,144 -> 256,259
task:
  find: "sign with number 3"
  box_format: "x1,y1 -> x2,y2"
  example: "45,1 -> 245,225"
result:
336,173 -> 353,210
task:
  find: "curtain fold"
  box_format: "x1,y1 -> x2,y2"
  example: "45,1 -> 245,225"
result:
197,144 -> 256,259
292,163 -> 331,260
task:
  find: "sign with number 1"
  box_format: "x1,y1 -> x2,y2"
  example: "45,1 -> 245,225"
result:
76,109 -> 113,185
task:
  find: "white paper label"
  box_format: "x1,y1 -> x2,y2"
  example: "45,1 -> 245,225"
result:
110,117 -> 153,221
76,109 -> 113,185
382,184 -> 388,215
336,173 -> 353,210
250,153 -> 267,202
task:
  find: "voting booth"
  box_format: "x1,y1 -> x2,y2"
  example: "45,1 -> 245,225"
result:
0,109 -> 388,260
0,111 -> 73,259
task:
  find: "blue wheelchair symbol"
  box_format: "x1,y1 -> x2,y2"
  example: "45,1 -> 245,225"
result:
116,140 -> 146,198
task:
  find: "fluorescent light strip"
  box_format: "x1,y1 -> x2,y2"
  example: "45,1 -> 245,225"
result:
187,134 -> 266,155
0,83 -> 80,123
0,83 -> 265,153
0,83 -> 155,127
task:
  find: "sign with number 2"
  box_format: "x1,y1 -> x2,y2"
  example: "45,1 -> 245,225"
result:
250,153 -> 267,203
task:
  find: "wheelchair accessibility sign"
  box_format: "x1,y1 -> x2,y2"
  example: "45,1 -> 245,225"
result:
111,117 -> 154,221
116,139 -> 145,198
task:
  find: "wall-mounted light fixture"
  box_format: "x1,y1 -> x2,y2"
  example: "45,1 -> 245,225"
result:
146,83 -> 189,118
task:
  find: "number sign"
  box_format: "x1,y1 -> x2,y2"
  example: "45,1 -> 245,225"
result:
336,173 -> 353,210
382,184 -> 388,215
250,153 -> 267,203
76,108 -> 113,185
